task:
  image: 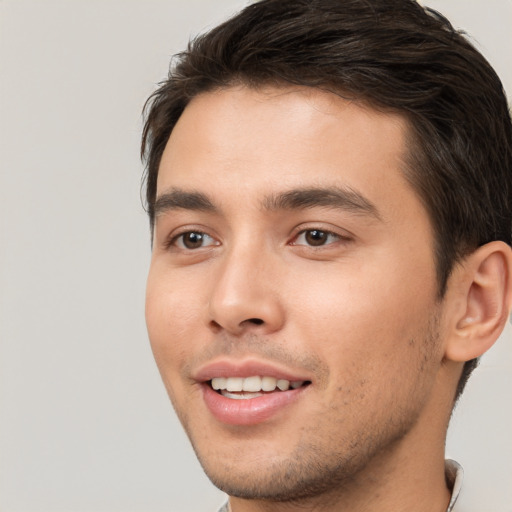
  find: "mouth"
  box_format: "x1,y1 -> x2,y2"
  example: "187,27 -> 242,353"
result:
209,376 -> 311,399
195,360 -> 313,425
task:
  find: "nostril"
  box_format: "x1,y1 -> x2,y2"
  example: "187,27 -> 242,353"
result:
247,318 -> 264,325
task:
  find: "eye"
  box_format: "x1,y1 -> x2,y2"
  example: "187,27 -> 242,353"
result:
173,231 -> 218,250
293,229 -> 341,247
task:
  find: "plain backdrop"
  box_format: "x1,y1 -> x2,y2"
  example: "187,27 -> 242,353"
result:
0,1 -> 511,511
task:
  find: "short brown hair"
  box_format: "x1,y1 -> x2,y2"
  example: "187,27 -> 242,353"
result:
141,0 -> 512,399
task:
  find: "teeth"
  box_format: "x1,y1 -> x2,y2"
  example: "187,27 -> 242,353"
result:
277,379 -> 290,391
242,376 -> 262,392
210,376 -> 306,393
261,376 -> 277,391
226,377 -> 243,392
211,377 -> 226,390
222,391 -> 264,400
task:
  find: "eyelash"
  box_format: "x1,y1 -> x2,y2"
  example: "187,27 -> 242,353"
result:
291,228 -> 345,247
167,230 -> 219,250
166,227 -> 347,251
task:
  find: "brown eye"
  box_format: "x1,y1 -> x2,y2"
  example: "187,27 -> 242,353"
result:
304,230 -> 329,246
293,229 -> 341,247
175,231 -> 217,250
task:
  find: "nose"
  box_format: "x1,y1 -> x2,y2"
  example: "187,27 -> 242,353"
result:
208,242 -> 285,336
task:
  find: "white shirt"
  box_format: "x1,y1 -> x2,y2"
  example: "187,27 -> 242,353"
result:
446,459 -> 464,512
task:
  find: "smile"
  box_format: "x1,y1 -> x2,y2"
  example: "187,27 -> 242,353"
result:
211,376 -> 307,399
195,360 -> 313,425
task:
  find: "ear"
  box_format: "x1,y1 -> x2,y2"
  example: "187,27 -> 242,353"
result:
444,241 -> 512,362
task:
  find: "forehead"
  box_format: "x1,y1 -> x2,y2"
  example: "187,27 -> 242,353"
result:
156,85 -> 425,228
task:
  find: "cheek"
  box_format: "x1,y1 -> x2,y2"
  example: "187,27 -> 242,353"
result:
288,257 -> 439,380
145,278 -> 204,427
145,269 -> 201,376
292,281 -> 440,435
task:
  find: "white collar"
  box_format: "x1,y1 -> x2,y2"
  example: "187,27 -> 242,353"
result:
445,459 -> 464,512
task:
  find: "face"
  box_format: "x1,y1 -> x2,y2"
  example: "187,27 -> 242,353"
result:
146,86 -> 447,502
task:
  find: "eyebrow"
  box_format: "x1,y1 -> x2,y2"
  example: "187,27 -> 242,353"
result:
262,186 -> 382,219
154,186 -> 381,220
154,188 -> 216,216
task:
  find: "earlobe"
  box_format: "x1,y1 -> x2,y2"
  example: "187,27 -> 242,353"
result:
445,241 -> 512,362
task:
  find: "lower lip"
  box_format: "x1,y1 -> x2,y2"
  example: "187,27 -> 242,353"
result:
202,384 -> 308,426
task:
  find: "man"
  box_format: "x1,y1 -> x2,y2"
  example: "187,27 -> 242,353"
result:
141,1 -> 512,511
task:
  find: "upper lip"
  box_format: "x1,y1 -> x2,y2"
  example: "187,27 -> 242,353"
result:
193,357 -> 313,383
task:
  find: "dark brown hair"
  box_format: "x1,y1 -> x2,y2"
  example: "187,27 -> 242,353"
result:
141,0 -> 512,399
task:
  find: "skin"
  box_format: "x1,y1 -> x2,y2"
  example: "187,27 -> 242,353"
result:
146,85 -> 465,512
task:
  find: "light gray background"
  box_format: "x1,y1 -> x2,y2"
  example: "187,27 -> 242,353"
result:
0,1 -> 510,511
